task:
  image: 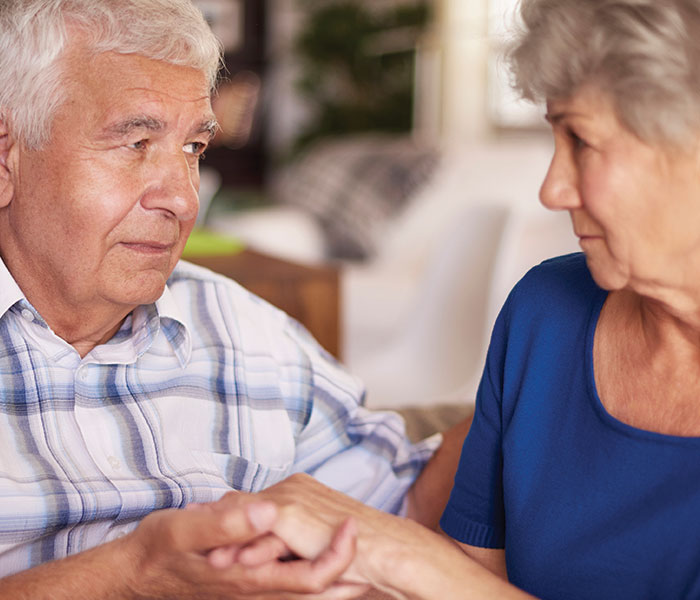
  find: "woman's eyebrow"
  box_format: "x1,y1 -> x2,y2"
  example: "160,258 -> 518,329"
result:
545,112 -> 565,124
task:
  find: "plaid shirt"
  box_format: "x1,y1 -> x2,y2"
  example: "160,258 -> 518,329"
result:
0,258 -> 438,576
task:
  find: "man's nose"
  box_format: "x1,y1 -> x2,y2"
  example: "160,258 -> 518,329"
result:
140,150 -> 200,221
539,149 -> 581,211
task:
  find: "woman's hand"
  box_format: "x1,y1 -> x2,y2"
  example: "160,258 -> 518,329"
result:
213,475 -> 460,597
214,474 -> 537,600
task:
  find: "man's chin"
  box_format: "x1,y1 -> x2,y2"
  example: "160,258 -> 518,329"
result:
115,270 -> 171,306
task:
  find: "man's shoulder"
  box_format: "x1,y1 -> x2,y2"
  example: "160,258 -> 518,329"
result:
168,259 -> 236,287
166,259 -> 289,324
168,259 -> 259,302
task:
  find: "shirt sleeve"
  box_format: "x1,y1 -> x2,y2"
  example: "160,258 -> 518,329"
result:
286,321 -> 440,515
439,299 -> 509,548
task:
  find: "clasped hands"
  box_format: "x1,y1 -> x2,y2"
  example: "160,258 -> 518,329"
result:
194,473 -> 374,598
129,473 -> 409,599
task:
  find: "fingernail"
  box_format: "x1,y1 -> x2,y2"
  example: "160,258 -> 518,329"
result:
246,502 -> 277,531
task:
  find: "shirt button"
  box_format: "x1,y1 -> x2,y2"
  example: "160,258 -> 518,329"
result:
77,366 -> 88,381
20,309 -> 34,322
107,456 -> 122,470
106,527 -> 129,541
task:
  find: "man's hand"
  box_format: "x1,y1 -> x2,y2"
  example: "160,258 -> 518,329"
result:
0,496 -> 363,600
208,476 -> 420,593
128,496 -> 364,599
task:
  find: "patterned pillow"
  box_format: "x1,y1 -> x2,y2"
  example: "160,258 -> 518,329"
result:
272,135 -> 440,261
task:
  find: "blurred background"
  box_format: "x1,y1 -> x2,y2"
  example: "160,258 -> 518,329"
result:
189,0 -> 579,410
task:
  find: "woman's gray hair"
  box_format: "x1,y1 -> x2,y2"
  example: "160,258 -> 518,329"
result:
0,0 -> 222,149
507,0 -> 700,144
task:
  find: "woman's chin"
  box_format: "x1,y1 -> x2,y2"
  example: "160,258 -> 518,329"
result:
584,254 -> 629,292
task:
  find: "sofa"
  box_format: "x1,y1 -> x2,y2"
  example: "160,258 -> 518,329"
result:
203,135 -> 579,410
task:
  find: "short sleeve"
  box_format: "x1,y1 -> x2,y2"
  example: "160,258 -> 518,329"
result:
439,300 -> 509,548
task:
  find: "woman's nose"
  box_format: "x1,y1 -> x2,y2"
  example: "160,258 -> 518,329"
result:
539,149 -> 581,211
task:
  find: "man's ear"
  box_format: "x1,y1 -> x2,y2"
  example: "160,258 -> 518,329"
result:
0,116 -> 17,208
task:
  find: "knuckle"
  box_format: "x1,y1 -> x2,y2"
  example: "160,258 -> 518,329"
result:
305,577 -> 330,594
279,502 -> 303,523
288,472 -> 314,486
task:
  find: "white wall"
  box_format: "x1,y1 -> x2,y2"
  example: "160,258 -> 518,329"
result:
428,0 -> 544,142
431,0 -> 490,141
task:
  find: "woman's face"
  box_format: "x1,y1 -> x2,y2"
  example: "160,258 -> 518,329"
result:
541,85 -> 700,296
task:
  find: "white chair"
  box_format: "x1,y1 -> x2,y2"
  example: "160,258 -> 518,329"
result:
345,202 -> 510,409
484,206 -> 579,341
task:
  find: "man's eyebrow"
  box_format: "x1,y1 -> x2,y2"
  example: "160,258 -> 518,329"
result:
103,116 -> 166,138
197,118 -> 219,140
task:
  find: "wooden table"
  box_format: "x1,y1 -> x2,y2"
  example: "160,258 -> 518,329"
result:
186,248 -> 341,358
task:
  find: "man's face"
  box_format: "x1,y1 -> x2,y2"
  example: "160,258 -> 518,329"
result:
3,47 -> 215,317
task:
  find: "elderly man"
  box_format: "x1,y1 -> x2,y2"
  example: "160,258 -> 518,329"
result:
0,0 -> 468,597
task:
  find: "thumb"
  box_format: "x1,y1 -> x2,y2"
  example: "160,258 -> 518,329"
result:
170,500 -> 279,553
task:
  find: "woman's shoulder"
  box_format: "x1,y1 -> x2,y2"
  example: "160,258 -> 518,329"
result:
504,252 -> 602,321
516,252 -> 597,297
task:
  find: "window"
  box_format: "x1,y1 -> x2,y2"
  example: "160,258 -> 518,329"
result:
487,0 -> 543,128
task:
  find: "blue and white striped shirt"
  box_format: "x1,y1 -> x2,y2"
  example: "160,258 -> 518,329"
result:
0,258 -> 439,576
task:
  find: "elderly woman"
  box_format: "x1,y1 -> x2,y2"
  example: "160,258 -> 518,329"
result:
209,0 -> 700,598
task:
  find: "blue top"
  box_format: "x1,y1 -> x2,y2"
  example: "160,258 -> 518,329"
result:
440,253 -> 700,600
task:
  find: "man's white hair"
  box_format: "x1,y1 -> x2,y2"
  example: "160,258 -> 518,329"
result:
0,0 -> 222,149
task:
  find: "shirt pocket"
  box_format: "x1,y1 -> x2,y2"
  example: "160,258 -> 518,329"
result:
188,450 -> 291,495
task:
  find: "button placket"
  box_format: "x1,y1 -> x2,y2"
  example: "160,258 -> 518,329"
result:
107,455 -> 122,470
76,365 -> 89,382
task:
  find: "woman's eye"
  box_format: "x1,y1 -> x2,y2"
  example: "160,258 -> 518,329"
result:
567,129 -> 587,150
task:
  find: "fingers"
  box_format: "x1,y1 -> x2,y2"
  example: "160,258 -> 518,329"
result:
208,544 -> 240,569
284,582 -> 373,600
160,499 -> 279,554
311,583 -> 373,600
137,497 -> 362,598
266,518 -> 359,594
214,517 -> 359,597
207,533 -> 290,570
237,533 -> 291,566
312,517 -> 357,576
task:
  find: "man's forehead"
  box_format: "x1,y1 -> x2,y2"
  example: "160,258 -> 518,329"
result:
63,48 -> 211,104
48,48 -> 215,144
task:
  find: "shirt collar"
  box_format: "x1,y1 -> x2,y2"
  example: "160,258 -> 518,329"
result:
0,256 -> 25,319
153,282 -> 193,367
0,255 -> 192,366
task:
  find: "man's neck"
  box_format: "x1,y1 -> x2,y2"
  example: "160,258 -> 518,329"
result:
32,300 -> 130,358
62,317 -> 129,358
2,249 -> 134,358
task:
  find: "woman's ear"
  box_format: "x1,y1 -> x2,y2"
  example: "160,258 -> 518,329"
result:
0,117 -> 17,208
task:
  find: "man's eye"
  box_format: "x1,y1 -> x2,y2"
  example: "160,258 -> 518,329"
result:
184,141 -> 207,157
127,139 -> 148,150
